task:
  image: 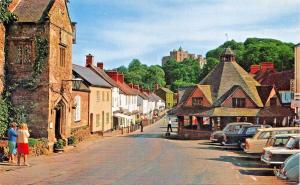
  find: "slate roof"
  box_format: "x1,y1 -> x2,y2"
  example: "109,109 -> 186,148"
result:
256,86 -> 274,105
200,56 -> 263,107
88,65 -> 124,93
13,0 -> 54,23
148,93 -> 164,102
259,70 -> 294,91
73,64 -> 112,88
159,87 -> 174,94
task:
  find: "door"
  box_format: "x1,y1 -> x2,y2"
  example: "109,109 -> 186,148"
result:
90,113 -> 93,133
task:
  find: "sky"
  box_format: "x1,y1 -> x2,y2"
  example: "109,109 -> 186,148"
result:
69,0 -> 300,69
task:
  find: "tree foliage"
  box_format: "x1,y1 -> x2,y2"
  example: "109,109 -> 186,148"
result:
116,59 -> 166,91
206,38 -> 294,71
162,58 -> 201,91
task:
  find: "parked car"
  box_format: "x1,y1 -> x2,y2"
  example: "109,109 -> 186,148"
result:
261,135 -> 300,166
274,153 -> 299,182
222,125 -> 271,149
210,122 -> 252,144
265,134 -> 298,148
244,127 -> 300,154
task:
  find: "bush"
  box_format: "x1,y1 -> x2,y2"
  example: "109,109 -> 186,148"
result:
53,139 -> 64,150
28,138 -> 38,147
67,136 -> 76,145
0,97 -> 9,137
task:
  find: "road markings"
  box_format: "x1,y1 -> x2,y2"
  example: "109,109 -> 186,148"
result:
250,175 -> 257,181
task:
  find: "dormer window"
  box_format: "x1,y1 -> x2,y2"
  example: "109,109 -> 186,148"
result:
192,97 -> 203,106
232,98 -> 245,108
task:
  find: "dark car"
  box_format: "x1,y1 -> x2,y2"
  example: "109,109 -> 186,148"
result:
222,125 -> 271,149
210,122 -> 253,144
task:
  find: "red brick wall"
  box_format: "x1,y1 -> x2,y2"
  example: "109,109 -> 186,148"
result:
72,90 -> 89,129
185,87 -> 211,107
0,24 -> 5,94
221,88 -> 256,108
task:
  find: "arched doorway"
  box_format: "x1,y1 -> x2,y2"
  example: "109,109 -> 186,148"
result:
54,101 -> 66,139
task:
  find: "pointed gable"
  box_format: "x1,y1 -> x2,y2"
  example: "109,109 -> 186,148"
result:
215,85 -> 257,108
183,85 -> 212,107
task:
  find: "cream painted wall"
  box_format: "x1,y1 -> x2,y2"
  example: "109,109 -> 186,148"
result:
89,87 -> 112,133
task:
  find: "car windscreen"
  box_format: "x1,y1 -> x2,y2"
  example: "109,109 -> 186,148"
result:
274,138 -> 289,147
286,137 -> 297,149
245,127 -> 257,135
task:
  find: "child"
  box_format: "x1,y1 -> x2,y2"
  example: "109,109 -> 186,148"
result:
7,122 -> 17,163
17,123 -> 30,166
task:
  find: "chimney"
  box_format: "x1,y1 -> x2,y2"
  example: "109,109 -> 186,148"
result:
155,84 -> 160,90
249,64 -> 260,74
9,0 -> 20,11
97,62 -> 104,70
143,88 -> 150,95
128,83 -> 134,88
106,70 -> 118,82
133,84 -> 139,91
261,62 -> 275,72
86,54 -> 94,67
118,73 -> 124,84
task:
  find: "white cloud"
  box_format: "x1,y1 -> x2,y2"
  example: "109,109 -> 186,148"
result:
71,0 -> 300,67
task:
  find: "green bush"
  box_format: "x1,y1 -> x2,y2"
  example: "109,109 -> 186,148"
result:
67,136 -> 76,145
0,97 -> 9,137
28,138 -> 38,147
53,139 -> 64,149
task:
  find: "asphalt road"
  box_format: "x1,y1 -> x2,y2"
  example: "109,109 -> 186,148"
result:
0,118 -> 288,185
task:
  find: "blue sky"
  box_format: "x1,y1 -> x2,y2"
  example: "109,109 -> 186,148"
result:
69,0 -> 300,69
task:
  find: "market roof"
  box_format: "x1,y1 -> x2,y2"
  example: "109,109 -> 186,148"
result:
200,49 -> 263,107
222,47 -> 235,56
13,0 -> 54,23
256,86 -> 274,105
73,64 -> 112,88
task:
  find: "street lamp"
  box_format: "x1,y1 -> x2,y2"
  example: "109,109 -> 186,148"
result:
61,78 -> 83,92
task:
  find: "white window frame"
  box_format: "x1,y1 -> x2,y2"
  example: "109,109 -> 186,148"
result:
74,96 -> 81,121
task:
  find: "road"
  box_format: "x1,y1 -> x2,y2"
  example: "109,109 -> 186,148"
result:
0,118 -> 288,185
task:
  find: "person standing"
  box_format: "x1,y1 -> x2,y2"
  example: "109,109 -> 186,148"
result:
17,123 -> 30,166
167,118 -> 173,132
7,122 -> 17,164
140,119 -> 144,132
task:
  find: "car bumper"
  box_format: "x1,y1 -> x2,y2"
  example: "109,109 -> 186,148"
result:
222,141 -> 239,147
261,156 -> 283,165
210,137 -> 219,142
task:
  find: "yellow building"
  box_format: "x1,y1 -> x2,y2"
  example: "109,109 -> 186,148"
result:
292,44 -> 300,117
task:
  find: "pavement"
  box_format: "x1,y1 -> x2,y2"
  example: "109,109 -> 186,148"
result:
0,118 -> 291,185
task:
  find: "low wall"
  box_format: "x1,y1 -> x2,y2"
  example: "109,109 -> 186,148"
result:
178,128 -> 212,140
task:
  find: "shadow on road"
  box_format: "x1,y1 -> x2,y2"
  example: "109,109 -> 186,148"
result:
239,169 -> 275,176
126,133 -> 163,138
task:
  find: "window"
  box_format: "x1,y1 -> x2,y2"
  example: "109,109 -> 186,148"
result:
74,96 -> 81,121
258,131 -> 271,139
96,114 -> 100,127
107,92 -> 109,101
102,91 -> 105,101
59,46 -> 66,67
274,138 -> 289,147
106,113 -> 109,124
245,127 -> 257,135
16,42 -> 32,64
102,111 -> 105,125
96,91 -> 100,102
232,98 -> 246,108
270,97 -> 277,106
192,97 -> 203,106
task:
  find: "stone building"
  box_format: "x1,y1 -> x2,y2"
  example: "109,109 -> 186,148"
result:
162,47 -> 206,68
292,44 -> 300,117
6,0 -> 76,146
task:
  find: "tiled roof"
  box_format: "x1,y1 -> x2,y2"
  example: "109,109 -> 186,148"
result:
88,66 -> 124,93
223,47 -> 235,55
115,81 -> 138,96
178,86 -> 194,105
148,93 -> 164,102
257,106 -> 296,117
131,88 -> 148,99
259,70 -> 294,91
256,86 -> 273,105
213,85 -> 240,106
197,85 -> 213,104
73,64 -> 112,88
159,87 -> 174,94
13,0 -> 54,23
212,107 -> 260,117
200,59 -> 263,107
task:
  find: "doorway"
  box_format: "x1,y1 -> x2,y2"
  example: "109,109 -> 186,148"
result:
54,101 -> 65,139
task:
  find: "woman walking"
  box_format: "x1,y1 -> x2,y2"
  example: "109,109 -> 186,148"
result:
7,122 -> 17,163
17,123 -> 30,166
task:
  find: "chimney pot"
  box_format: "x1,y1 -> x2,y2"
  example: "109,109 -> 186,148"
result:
86,54 -> 94,67
97,62 -> 104,70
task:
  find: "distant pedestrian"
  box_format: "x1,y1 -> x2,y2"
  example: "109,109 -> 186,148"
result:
17,123 -> 30,166
167,118 -> 173,132
140,120 -> 144,132
7,122 -> 17,164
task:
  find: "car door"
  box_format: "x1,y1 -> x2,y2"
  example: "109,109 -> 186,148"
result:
254,131 -> 271,153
